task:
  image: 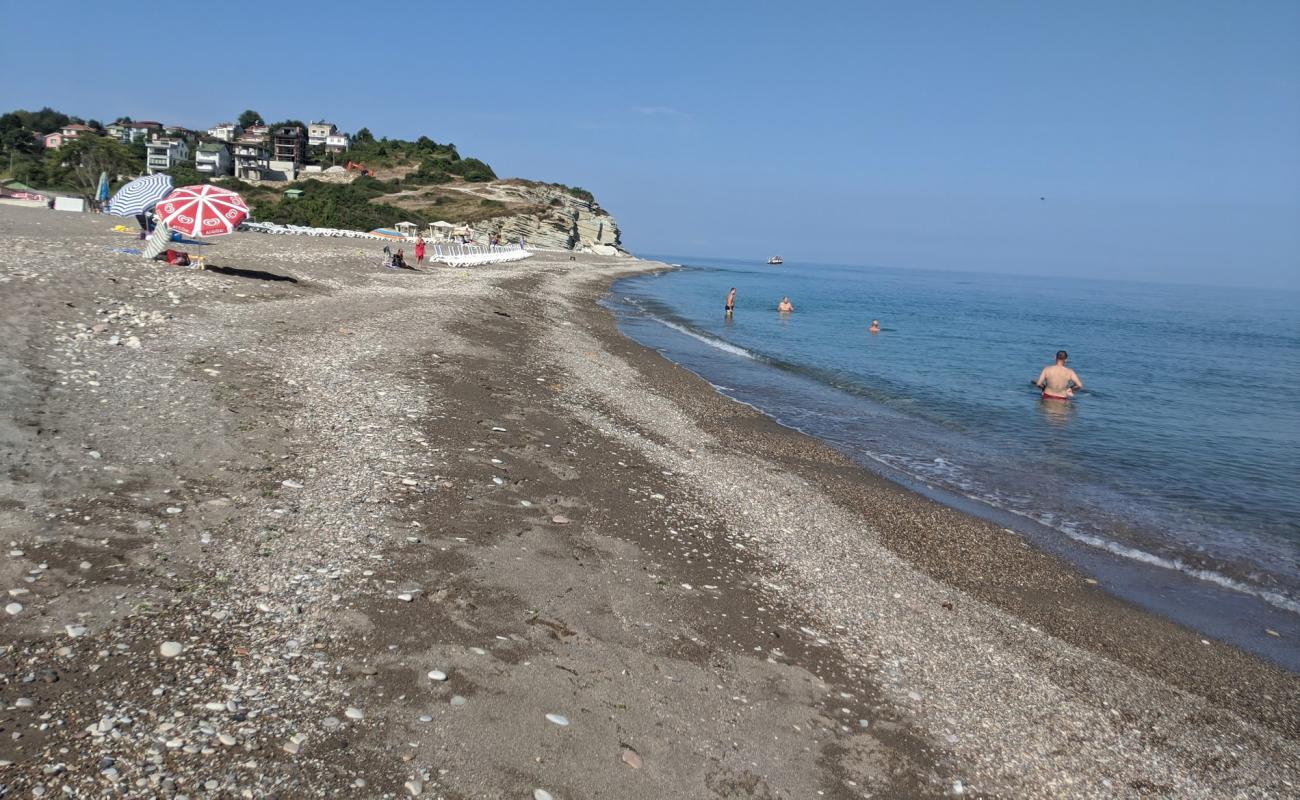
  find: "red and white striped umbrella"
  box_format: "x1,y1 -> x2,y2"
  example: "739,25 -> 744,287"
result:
154,184 -> 249,237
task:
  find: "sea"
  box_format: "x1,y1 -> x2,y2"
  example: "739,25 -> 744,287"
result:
605,256 -> 1300,670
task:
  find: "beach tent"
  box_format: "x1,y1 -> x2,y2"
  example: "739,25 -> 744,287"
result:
394,221 -> 418,236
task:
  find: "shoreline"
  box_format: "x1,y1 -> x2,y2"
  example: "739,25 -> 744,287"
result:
571,261 -> 1300,735
603,266 -> 1300,667
1,205 -> 1296,797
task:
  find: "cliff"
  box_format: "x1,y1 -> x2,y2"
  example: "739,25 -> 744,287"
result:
444,181 -> 625,254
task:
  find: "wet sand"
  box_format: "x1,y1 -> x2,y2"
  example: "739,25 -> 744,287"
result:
0,204 -> 1296,798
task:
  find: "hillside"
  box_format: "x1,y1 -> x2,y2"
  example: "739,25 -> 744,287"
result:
0,107 -> 625,253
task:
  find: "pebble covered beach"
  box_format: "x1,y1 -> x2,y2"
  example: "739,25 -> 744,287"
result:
1,204 -> 1297,798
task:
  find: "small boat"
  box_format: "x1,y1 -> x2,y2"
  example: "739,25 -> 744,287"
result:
767,255 -> 784,265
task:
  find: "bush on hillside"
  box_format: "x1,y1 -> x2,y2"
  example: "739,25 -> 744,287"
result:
251,180 -> 425,231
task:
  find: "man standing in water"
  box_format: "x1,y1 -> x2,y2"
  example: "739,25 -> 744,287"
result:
725,287 -> 736,317
1035,350 -> 1084,399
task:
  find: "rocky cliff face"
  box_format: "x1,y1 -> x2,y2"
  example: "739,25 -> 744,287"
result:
465,182 -> 625,254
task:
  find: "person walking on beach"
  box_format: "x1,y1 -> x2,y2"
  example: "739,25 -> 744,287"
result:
778,296 -> 794,313
1035,350 -> 1084,400
415,237 -> 426,265
725,287 -> 736,317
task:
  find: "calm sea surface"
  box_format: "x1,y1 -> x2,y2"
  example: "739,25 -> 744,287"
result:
607,256 -> 1300,669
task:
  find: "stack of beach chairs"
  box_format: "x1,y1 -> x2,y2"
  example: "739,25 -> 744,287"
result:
430,243 -> 532,267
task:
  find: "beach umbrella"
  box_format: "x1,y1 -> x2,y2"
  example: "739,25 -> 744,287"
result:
96,172 -> 110,204
154,184 -> 249,238
107,173 -> 173,216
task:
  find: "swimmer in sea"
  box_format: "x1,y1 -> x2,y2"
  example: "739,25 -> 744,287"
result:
1034,350 -> 1084,400
869,319 -> 881,334
777,296 -> 794,313
725,287 -> 736,317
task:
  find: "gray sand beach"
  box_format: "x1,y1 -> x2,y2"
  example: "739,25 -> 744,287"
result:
1,204 -> 1297,798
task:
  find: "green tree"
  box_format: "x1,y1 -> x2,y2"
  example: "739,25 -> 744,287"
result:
238,109 -> 263,128
165,162 -> 208,188
44,136 -> 141,199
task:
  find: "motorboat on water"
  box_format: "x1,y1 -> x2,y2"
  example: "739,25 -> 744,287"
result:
767,255 -> 784,265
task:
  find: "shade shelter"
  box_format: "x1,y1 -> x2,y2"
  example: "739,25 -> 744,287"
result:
394,221 -> 418,237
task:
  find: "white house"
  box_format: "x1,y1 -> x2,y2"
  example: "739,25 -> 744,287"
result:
206,122 -> 242,142
195,143 -> 232,176
106,121 -> 162,143
60,123 -> 96,140
146,137 -> 189,174
308,121 -> 337,146
324,132 -> 350,152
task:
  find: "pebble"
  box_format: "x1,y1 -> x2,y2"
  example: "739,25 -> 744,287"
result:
218,733 -> 237,746
427,670 -> 447,681
159,641 -> 183,658
551,515 -> 571,525
405,780 -> 423,796
534,790 -> 555,800
4,602 -> 21,615
519,500 -> 533,507
282,739 -> 301,755
418,715 -> 433,723
164,506 -> 183,515
322,716 -> 341,730
15,697 -> 35,708
282,479 -> 305,489
65,624 -> 87,638
345,706 -> 365,720
450,695 -> 467,706
545,713 -> 570,727
621,748 -> 643,769
397,593 -> 414,602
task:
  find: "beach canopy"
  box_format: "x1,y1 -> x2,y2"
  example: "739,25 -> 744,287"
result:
154,184 -> 249,237
430,220 -> 454,228
107,173 -> 173,216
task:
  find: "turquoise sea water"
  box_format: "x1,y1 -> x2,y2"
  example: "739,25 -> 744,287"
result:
607,256 -> 1300,669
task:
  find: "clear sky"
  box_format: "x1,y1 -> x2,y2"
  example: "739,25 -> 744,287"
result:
6,1 -> 1298,288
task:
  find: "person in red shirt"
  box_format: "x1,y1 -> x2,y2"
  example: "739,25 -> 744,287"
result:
415,237 -> 426,265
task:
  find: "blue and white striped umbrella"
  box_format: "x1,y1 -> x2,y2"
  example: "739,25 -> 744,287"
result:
107,173 -> 173,217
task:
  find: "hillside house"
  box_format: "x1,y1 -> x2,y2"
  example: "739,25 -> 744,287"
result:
59,123 -> 96,139
232,142 -> 270,181
146,136 -> 189,174
325,132 -> 350,153
307,121 -> 336,146
195,143 -> 232,176
106,121 -> 161,143
242,124 -> 270,142
206,122 -> 242,142
272,126 -> 307,164
42,133 -> 64,149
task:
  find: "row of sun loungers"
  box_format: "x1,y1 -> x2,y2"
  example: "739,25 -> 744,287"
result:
430,244 -> 532,267
239,222 -> 392,239
238,222 -> 534,266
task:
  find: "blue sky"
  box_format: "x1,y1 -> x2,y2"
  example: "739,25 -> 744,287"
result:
6,1 -> 1298,288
